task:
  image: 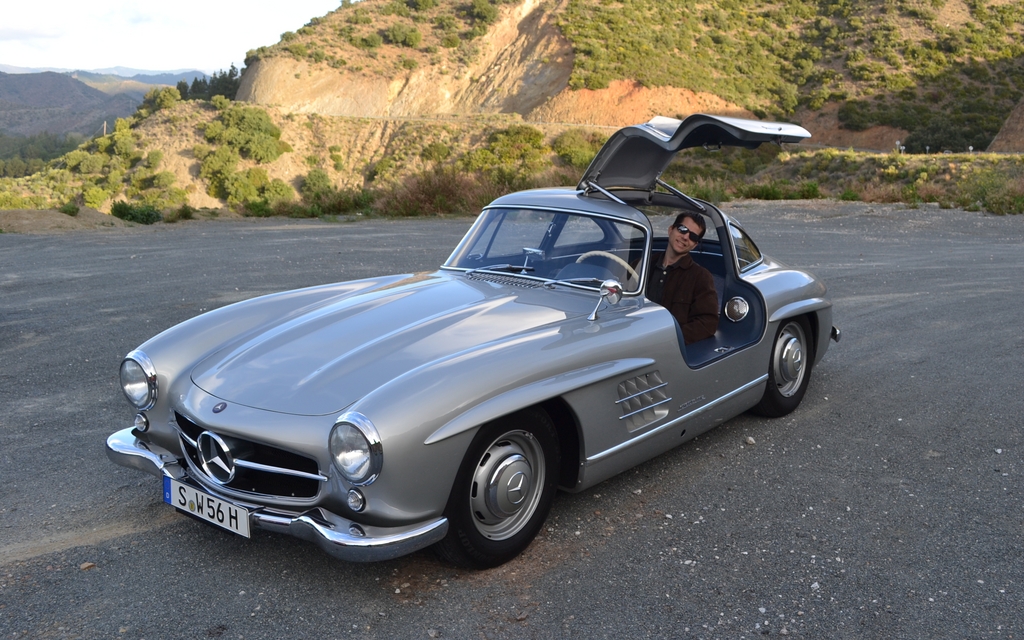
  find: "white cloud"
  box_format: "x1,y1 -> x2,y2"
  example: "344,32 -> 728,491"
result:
0,1 -> 342,73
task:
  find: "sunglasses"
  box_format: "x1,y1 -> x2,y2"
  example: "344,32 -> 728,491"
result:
674,224 -> 703,239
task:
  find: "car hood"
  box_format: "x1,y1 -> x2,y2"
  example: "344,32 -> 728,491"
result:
190,272 -> 575,416
578,114 -> 810,192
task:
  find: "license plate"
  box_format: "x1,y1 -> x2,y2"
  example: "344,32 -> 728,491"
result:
163,477 -> 251,538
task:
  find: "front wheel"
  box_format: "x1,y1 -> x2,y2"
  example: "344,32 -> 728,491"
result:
751,317 -> 813,418
434,408 -> 559,568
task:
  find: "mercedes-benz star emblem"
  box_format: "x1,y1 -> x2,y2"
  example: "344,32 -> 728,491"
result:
212,402 -> 227,414
197,431 -> 235,484
506,472 -> 528,505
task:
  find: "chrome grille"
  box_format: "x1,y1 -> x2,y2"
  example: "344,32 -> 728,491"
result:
175,412 -> 325,499
616,371 -> 671,431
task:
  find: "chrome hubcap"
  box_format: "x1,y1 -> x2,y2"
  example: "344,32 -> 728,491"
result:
469,431 -> 544,540
773,322 -> 806,397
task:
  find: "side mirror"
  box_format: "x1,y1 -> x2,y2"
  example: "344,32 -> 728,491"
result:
588,279 -> 624,321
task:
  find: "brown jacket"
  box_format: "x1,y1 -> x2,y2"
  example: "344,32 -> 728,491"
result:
647,253 -> 719,344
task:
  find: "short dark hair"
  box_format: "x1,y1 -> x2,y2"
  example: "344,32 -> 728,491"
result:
672,212 -> 706,238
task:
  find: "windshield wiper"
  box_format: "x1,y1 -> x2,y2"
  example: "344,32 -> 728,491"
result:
542,277 -> 605,289
466,264 -> 535,275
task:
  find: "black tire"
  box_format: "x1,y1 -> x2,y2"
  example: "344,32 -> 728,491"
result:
434,408 -> 559,569
751,317 -> 813,418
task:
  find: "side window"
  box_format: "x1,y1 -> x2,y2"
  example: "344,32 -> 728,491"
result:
730,224 -> 762,271
553,216 -> 606,248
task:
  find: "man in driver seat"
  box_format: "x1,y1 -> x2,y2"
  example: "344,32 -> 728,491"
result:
646,213 -> 719,344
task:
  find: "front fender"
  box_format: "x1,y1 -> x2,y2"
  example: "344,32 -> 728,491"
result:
347,305 -> 666,520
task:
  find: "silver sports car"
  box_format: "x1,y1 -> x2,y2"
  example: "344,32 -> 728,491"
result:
107,114 -> 839,568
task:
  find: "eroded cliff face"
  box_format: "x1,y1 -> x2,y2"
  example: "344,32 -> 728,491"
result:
237,0 -> 574,119
235,0 -> 759,128
988,97 -> 1024,152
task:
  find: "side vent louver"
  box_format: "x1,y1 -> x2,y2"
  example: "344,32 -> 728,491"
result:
616,371 -> 671,431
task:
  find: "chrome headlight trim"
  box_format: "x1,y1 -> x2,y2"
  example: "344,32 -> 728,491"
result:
329,411 -> 383,486
120,350 -> 158,410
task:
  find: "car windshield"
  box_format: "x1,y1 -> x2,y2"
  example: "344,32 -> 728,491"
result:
445,208 -> 649,292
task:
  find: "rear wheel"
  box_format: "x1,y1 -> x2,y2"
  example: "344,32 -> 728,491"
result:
435,408 -> 559,568
751,317 -> 813,417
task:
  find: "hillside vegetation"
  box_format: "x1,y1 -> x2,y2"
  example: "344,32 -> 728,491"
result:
3,88 -> 1021,222
2,0 -> 1024,225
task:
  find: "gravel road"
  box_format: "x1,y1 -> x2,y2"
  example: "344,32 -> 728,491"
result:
1,201 -> 1022,639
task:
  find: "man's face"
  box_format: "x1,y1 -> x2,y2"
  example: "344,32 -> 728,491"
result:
668,217 -> 702,256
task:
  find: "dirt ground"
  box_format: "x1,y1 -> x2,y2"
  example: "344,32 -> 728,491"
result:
0,207 -> 246,234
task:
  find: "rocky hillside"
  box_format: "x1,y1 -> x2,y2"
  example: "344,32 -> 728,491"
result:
237,0 -> 1024,152
236,0 -> 762,127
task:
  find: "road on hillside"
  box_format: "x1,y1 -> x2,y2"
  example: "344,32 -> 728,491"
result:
1,203 -> 1023,639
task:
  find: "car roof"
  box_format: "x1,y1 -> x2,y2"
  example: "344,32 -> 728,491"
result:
578,114 -> 811,192
485,187 -> 654,229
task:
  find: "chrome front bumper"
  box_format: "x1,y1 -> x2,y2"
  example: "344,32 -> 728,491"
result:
105,428 -> 448,562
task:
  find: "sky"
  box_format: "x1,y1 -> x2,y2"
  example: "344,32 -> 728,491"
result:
0,1 -> 345,74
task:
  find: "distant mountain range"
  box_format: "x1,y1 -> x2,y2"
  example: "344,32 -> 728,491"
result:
0,64 -> 209,82
0,67 -> 209,137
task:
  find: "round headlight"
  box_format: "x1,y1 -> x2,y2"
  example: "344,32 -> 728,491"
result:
329,412 -> 382,486
120,351 -> 157,410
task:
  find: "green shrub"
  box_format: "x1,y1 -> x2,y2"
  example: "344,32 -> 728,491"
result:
797,181 -> 820,199
471,0 -> 498,23
162,204 -> 196,223
381,1 -> 411,17
741,182 -> 787,200
361,33 -> 384,49
421,142 -> 451,163
263,179 -> 296,205
553,129 -> 607,170
246,167 -> 270,191
369,157 -> 396,182
460,125 -> 549,182
83,186 -> 109,209
346,9 -> 373,24
243,199 -> 275,217
223,172 -> 261,205
110,201 -> 161,224
193,144 -> 213,161
64,150 -> 89,170
151,171 -> 176,189
59,202 -> 80,216
441,34 -> 461,48
301,168 -> 334,201
78,154 -> 105,174
386,24 -> 422,47
146,150 -> 163,169
200,146 -> 240,183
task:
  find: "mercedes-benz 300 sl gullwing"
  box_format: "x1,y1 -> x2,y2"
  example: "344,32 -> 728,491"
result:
107,114 -> 840,568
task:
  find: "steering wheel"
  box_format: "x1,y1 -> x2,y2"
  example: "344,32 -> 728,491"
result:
576,251 -> 639,289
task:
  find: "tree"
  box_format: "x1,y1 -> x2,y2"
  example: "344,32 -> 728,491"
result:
208,65 -> 241,100
176,80 -> 190,100
190,76 -> 210,100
